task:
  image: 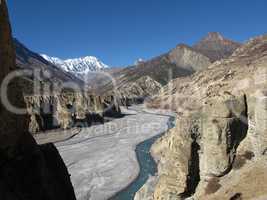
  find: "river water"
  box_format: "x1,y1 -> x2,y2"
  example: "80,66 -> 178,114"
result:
110,115 -> 176,200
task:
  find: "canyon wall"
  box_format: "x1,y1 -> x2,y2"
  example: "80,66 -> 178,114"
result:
0,1 -> 76,199
24,92 -> 121,134
136,35 -> 267,199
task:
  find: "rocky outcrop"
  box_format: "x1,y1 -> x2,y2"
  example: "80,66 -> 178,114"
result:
118,76 -> 162,106
193,32 -> 241,62
13,39 -> 121,134
0,1 -> 76,199
136,34 -> 267,199
25,92 -> 121,134
14,62 -> 121,134
168,44 -> 212,72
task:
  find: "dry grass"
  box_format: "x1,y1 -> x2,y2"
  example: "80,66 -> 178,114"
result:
232,155 -> 246,170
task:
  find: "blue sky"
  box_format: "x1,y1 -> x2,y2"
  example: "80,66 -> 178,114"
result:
8,0 -> 267,67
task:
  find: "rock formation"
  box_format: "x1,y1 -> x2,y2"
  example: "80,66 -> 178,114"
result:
168,44 -> 211,72
25,92 -> 121,134
136,34 -> 267,199
12,38 -> 122,134
0,1 -> 76,199
118,76 -> 162,105
193,32 -> 241,62
8,39 -> 121,134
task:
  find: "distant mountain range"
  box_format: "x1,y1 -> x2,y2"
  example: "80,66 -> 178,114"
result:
93,32 -> 242,95
14,39 -> 84,87
41,54 -> 109,75
14,32 -> 242,95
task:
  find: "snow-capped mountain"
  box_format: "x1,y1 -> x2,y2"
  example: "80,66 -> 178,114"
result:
41,54 -> 109,74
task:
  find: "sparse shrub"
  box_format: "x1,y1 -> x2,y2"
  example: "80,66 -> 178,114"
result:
243,151 -> 254,160
205,177 -> 221,195
232,155 -> 246,170
163,103 -> 170,110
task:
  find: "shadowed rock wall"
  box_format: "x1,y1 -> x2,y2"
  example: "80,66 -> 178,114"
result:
0,1 -> 76,199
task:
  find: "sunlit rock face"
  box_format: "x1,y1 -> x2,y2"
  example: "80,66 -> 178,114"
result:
193,32 -> 241,62
25,93 -> 121,134
136,35 -> 267,199
168,44 -> 212,71
117,76 -> 162,106
0,1 -> 76,199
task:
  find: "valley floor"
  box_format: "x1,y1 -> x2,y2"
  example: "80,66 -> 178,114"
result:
56,105 -> 175,200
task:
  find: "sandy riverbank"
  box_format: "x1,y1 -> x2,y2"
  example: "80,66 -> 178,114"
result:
55,106 -> 175,200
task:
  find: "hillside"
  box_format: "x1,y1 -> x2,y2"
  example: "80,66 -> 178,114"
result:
136,34 -> 267,200
15,39 -> 84,86
91,33 -> 241,101
193,32 -> 241,62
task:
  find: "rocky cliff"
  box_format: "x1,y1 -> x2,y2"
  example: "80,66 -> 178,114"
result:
136,34 -> 267,199
25,92 -> 121,134
0,1 -> 76,199
12,38 -> 121,134
193,32 -> 241,62
113,76 -> 162,106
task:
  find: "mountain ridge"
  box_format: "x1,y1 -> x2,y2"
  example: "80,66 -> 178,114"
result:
14,38 -> 84,87
193,32 -> 241,62
41,54 -> 109,75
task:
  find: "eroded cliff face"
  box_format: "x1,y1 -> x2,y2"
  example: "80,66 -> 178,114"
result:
24,92 -> 121,134
168,44 -> 212,72
0,1 -> 76,199
136,35 -> 267,199
117,76 -> 162,106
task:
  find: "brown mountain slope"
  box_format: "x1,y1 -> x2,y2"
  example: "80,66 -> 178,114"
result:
91,43 -> 212,99
193,32 -> 241,62
14,38 -> 84,86
114,43 -> 212,85
92,33 -> 241,98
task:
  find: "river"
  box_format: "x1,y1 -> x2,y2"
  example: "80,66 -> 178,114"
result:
56,106 -> 175,200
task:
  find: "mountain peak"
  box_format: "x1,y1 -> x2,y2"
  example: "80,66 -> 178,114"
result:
175,43 -> 191,49
205,32 -> 224,41
193,32 -> 241,62
41,54 -> 109,75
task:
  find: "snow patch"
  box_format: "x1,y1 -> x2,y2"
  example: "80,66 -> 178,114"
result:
41,54 -> 109,75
